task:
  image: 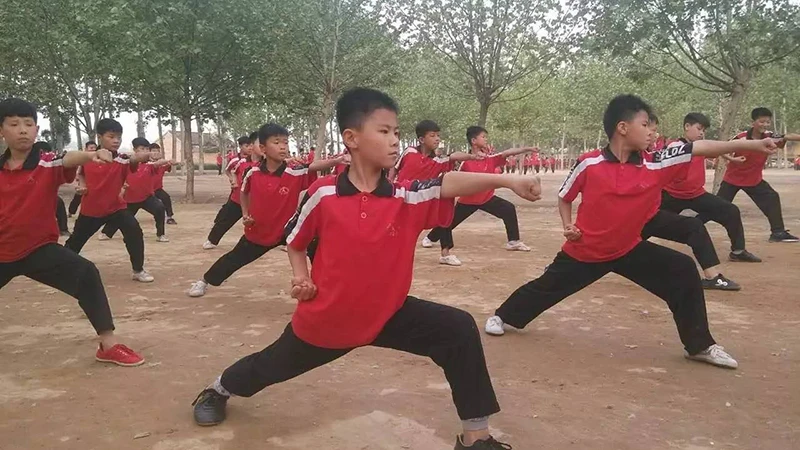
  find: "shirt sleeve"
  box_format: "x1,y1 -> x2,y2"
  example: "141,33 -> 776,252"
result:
558,158 -> 587,202
285,186 -> 324,250
241,166 -> 258,194
226,157 -> 240,172
396,177 -> 455,232
648,142 -> 694,186
491,154 -> 507,170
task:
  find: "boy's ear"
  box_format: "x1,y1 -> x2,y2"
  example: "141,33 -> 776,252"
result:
342,129 -> 358,150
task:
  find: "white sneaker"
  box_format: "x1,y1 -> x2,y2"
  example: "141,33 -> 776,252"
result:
132,270 -> 155,283
421,237 -> 434,248
188,280 -> 208,298
98,234 -> 111,241
156,235 -> 170,243
505,241 -> 531,252
485,316 -> 505,336
439,255 -> 462,266
685,344 -> 738,369
202,240 -> 217,250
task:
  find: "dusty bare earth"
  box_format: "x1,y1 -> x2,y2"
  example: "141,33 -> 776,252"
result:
1,170 -> 799,450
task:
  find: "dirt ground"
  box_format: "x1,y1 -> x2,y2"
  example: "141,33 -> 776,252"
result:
1,169 -> 799,450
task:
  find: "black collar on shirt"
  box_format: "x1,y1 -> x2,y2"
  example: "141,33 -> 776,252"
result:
602,146 -> 642,165
0,147 -> 41,171
336,167 -> 393,197
259,160 -> 287,176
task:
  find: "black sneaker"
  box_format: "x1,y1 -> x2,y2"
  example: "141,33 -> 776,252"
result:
769,230 -> 799,243
702,274 -> 741,291
454,435 -> 512,449
192,388 -> 229,426
729,250 -> 762,263
167,217 -> 177,225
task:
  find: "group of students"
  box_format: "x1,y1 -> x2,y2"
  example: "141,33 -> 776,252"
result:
1,88 -> 798,450
503,152 -> 558,174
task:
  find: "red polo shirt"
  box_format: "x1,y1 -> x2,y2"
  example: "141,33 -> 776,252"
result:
458,153 -> 507,205
80,152 -> 136,217
395,146 -> 455,182
0,149 -> 77,262
241,162 -> 317,247
663,139 -> 707,199
285,171 -> 455,349
123,163 -> 157,203
152,163 -> 171,190
723,129 -> 773,187
230,157 -> 255,204
558,145 -> 693,262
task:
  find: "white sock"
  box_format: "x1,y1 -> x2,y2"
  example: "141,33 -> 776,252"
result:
210,376 -> 231,397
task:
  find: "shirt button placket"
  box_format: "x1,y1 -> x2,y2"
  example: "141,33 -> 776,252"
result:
360,195 -> 368,219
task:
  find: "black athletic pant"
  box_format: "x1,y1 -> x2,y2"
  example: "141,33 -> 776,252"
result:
427,196 -> 520,250
495,241 -> 716,355
154,188 -> 174,218
220,297 -> 500,421
66,210 -> 145,272
641,210 -> 720,270
0,244 -> 115,333
661,191 -> 745,251
204,236 -> 317,286
102,196 -> 166,238
56,197 -> 68,232
717,180 -> 785,233
68,193 -> 82,215
207,198 -> 243,245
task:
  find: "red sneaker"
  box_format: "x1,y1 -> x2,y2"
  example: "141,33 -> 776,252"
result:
95,344 -> 145,367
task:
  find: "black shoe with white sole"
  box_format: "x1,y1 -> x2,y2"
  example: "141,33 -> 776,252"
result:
454,435 -> 512,449
701,274 -> 741,291
769,230 -> 799,243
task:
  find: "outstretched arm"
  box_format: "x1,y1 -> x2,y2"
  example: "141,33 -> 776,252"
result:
692,138 -> 777,158
308,155 -> 344,173
448,151 -> 484,161
498,146 -> 536,158
63,149 -> 113,168
441,172 -> 541,202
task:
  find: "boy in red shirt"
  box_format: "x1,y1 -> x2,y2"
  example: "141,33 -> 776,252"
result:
65,119 -> 157,283
660,113 -> 761,264
0,98 -> 144,366
486,94 -> 779,370
719,107 -> 800,242
203,134 -> 257,250
426,126 -> 535,266
68,140 -> 96,217
393,120 -> 481,182
99,138 -> 172,242
33,141 -> 71,236
149,143 -> 177,225
191,88 -> 543,450
187,123 -> 342,298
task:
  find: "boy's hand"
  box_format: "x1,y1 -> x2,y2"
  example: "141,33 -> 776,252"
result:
564,224 -> 582,241
774,138 -> 787,149
230,179 -> 239,189
242,215 -> 255,226
756,138 -> 779,154
76,186 -> 88,194
93,149 -> 114,163
728,155 -> 746,163
508,176 -> 542,202
290,276 -> 317,301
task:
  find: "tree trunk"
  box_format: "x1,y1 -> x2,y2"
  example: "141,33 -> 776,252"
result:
712,82 -> 749,193
182,114 -> 195,201
596,129 -> 603,149
477,100 -> 490,127
74,112 -> 83,149
216,115 -> 226,169
197,118 -> 205,175
157,116 -> 164,152
136,110 -> 146,138
314,93 -> 333,160
170,115 -> 178,167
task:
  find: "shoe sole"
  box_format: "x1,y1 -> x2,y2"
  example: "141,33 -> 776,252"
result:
188,292 -> 206,298
506,247 -> 531,252
728,257 -> 762,263
133,278 -> 155,283
769,239 -> 799,243
702,285 -> 741,292
684,355 -> 737,369
95,356 -> 146,367
195,420 -> 224,427
485,329 -> 505,336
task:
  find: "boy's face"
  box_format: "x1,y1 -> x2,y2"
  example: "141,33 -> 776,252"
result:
86,143 -> 97,152
344,108 -> 400,170
133,145 -> 149,154
420,131 -> 440,151
260,134 -> 289,161
238,143 -> 247,154
471,132 -> 488,149
241,142 -> 253,156
616,111 -> 652,152
0,115 -> 38,151
753,116 -> 771,134
99,132 -> 122,152
684,123 -> 705,142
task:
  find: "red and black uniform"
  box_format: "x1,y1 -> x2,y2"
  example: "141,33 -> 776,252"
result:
101,163 -> 167,238
718,129 -> 787,234
659,138 -> 747,252
41,151 -> 71,234
427,153 -> 521,249
65,152 -> 146,273
494,144 -> 717,356
531,152 -> 541,173
217,170 -> 501,424
202,161 -> 317,286
206,156 -> 254,246
394,146 -> 454,182
0,148 -> 115,334
152,163 -> 174,218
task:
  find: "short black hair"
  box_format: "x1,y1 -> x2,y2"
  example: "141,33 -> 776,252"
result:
648,113 -> 659,125
84,140 -> 97,148
96,118 -> 123,135
258,123 -> 290,144
248,131 -> 259,144
751,107 -> 772,120
237,136 -> 250,146
684,112 -> 711,129
149,142 -> 161,150
32,141 -> 52,152
415,120 -> 440,138
0,97 -> 37,125
131,137 -> 150,148
466,126 -> 487,144
602,94 -> 653,139
336,88 -> 399,132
